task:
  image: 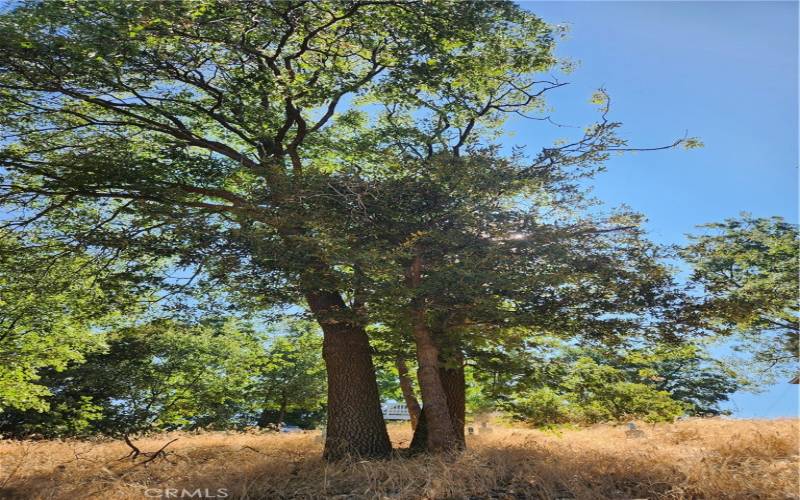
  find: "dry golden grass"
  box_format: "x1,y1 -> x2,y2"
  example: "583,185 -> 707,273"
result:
0,418 -> 797,499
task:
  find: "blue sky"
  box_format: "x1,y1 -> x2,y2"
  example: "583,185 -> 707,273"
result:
507,1 -> 797,417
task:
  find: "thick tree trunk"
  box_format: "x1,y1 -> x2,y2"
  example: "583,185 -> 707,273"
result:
439,356 -> 466,445
395,356 -> 422,430
412,314 -> 459,452
407,254 -> 460,453
410,360 -> 466,451
306,290 -> 392,460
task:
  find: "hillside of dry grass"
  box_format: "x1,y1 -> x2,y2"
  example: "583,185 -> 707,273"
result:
0,418 -> 797,499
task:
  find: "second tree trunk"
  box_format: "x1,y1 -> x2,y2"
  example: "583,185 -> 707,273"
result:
408,253 -> 461,452
410,359 -> 466,451
395,356 -> 422,430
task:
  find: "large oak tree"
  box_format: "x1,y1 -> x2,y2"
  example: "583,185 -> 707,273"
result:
0,0 -> 574,459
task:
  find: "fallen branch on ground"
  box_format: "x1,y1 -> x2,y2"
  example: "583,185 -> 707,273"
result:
119,435 -> 179,466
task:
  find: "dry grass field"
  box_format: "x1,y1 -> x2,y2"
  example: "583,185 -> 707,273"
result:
0,418 -> 797,499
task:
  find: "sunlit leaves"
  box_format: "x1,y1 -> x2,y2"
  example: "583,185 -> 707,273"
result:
682,215 -> 799,378
0,231 -> 131,412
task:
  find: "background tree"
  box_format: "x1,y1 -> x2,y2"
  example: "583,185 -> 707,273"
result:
491,339 -> 739,426
251,321 -> 326,430
0,230 -> 140,413
621,343 -> 741,416
0,318 -> 268,438
681,215 -> 799,380
370,332 -> 423,430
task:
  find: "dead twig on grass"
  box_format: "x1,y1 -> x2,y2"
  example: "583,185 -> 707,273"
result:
138,438 -> 179,466
119,435 -> 179,466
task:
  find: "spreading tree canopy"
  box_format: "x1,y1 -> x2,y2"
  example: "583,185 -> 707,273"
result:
0,0 -> 698,457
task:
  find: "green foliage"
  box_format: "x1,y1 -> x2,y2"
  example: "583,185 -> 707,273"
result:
566,356 -> 686,423
373,359 -> 406,405
507,356 -> 687,425
0,0 -> 684,325
682,215 -> 799,378
508,387 -> 572,426
681,137 -> 704,149
0,231 -> 137,413
250,320 -> 326,429
464,366 -> 496,416
474,335 -> 738,426
621,343 -> 741,415
0,0 -> 569,307
0,318 -> 326,437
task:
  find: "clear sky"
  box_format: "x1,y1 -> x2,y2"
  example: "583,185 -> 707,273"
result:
506,1 -> 798,417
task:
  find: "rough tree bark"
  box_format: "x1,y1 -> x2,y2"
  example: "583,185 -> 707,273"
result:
395,356 -> 422,430
439,353 -> 466,445
408,254 -> 460,453
410,359 -> 466,452
305,290 -> 392,460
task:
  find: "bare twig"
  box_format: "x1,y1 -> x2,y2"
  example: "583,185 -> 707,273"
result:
138,438 -> 179,466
